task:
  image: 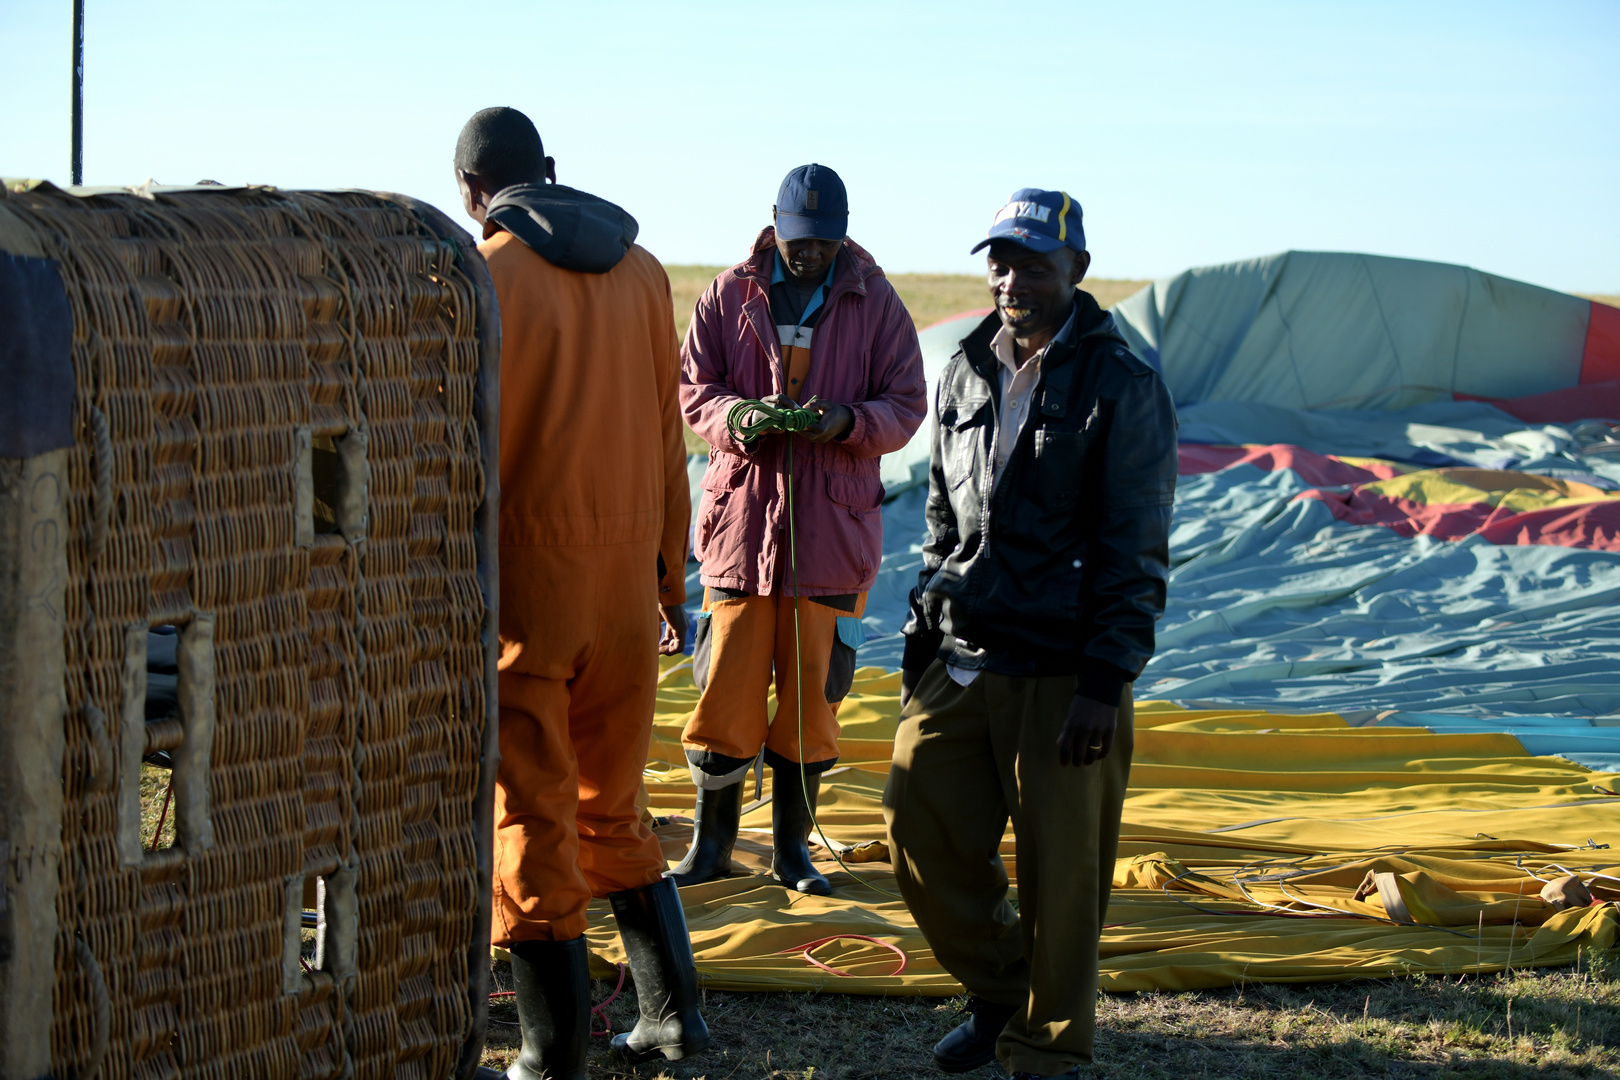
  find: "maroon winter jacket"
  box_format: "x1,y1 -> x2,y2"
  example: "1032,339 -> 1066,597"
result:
681,228 -> 927,596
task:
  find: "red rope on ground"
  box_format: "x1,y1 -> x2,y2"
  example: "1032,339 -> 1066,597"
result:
589,962 -> 628,1036
786,935 -> 907,978
488,961 -> 628,1037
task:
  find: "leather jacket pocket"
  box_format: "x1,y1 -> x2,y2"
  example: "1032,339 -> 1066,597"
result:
939,394 -> 990,490
1030,428 -> 1092,509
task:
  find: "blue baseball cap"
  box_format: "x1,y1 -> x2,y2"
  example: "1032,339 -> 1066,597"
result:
971,188 -> 1085,256
774,164 -> 848,241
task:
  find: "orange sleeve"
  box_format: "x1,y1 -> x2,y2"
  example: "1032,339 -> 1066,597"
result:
652,260 -> 690,605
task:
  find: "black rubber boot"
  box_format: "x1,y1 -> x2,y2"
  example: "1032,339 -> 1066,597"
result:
505,937 -> 591,1080
770,765 -> 832,896
609,877 -> 711,1064
933,995 -> 1020,1073
667,780 -> 743,887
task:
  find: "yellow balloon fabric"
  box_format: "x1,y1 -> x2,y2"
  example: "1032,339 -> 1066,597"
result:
557,662 -> 1620,995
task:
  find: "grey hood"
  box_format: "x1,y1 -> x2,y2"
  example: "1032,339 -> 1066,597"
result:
484,183 -> 638,273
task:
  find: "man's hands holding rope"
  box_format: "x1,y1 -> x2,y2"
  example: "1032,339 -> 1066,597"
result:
758,395 -> 854,443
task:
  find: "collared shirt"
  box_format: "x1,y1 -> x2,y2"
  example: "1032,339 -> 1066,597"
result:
948,302 -> 1078,688
986,303 -> 1078,490
769,252 -> 838,400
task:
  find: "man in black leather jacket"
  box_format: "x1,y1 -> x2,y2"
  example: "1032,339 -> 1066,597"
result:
883,189 -> 1176,1080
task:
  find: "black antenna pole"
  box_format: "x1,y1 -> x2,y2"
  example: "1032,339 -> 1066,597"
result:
71,0 -> 84,185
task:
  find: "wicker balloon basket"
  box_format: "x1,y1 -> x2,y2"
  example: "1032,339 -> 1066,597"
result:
0,181 -> 500,1080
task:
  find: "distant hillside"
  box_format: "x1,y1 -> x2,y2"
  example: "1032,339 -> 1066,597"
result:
665,264 -> 1150,341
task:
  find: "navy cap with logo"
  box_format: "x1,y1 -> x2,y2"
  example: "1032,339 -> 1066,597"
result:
774,163 -> 849,242
970,188 -> 1085,256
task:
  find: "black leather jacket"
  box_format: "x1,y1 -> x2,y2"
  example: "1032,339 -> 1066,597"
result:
901,291 -> 1178,705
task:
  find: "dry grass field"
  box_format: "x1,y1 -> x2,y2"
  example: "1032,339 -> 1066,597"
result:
665,264 -> 1149,341
667,266 -> 1150,453
479,958 -> 1620,1078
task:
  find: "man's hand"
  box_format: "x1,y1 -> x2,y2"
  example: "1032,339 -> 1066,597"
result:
658,603 -> 688,656
900,666 -> 922,709
756,395 -> 853,443
802,400 -> 854,443
1056,693 -> 1117,767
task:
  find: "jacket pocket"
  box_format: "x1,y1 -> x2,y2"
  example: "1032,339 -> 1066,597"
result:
939,394 -> 990,490
825,470 -> 885,516
815,468 -> 884,579
1030,428 -> 1092,509
701,451 -> 749,493
696,452 -> 749,557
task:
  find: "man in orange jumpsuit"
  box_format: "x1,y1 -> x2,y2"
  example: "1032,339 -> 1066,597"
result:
455,106 -> 707,1080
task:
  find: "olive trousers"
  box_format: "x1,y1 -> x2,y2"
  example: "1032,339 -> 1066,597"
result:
883,660 -> 1134,1076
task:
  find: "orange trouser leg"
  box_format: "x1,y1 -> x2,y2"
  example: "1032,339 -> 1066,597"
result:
763,595 -> 842,766
681,593 -> 775,775
682,591 -> 858,776
492,542 -> 665,946
568,597 -> 667,899
494,668 -> 590,943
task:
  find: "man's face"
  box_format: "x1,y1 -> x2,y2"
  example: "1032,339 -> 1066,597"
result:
774,231 -> 842,285
986,240 -> 1090,338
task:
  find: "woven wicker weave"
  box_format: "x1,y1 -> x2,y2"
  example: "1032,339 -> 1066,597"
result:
0,182 -> 499,1080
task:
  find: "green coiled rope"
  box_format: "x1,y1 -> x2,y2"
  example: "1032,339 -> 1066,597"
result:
724,397 -> 822,446
721,397 -> 901,900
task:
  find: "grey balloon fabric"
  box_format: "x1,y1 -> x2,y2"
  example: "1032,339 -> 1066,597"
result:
1110,250 -> 1592,409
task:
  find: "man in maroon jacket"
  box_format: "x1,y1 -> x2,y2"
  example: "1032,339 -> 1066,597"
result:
672,164 -> 926,895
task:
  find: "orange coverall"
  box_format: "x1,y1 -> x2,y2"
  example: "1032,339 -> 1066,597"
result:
483,229 -> 690,944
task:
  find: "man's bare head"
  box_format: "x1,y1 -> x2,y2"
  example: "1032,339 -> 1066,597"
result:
454,107 -> 555,225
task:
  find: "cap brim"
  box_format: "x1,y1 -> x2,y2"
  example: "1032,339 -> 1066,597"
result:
775,213 -> 848,242
970,223 -> 1067,256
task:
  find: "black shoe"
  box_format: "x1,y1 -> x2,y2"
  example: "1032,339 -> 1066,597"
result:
609,877 -> 711,1063
504,937 -> 591,1080
770,765 -> 832,895
667,781 -> 742,887
932,996 -> 1019,1073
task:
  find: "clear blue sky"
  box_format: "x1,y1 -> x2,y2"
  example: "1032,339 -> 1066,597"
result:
4,0 -> 1617,292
